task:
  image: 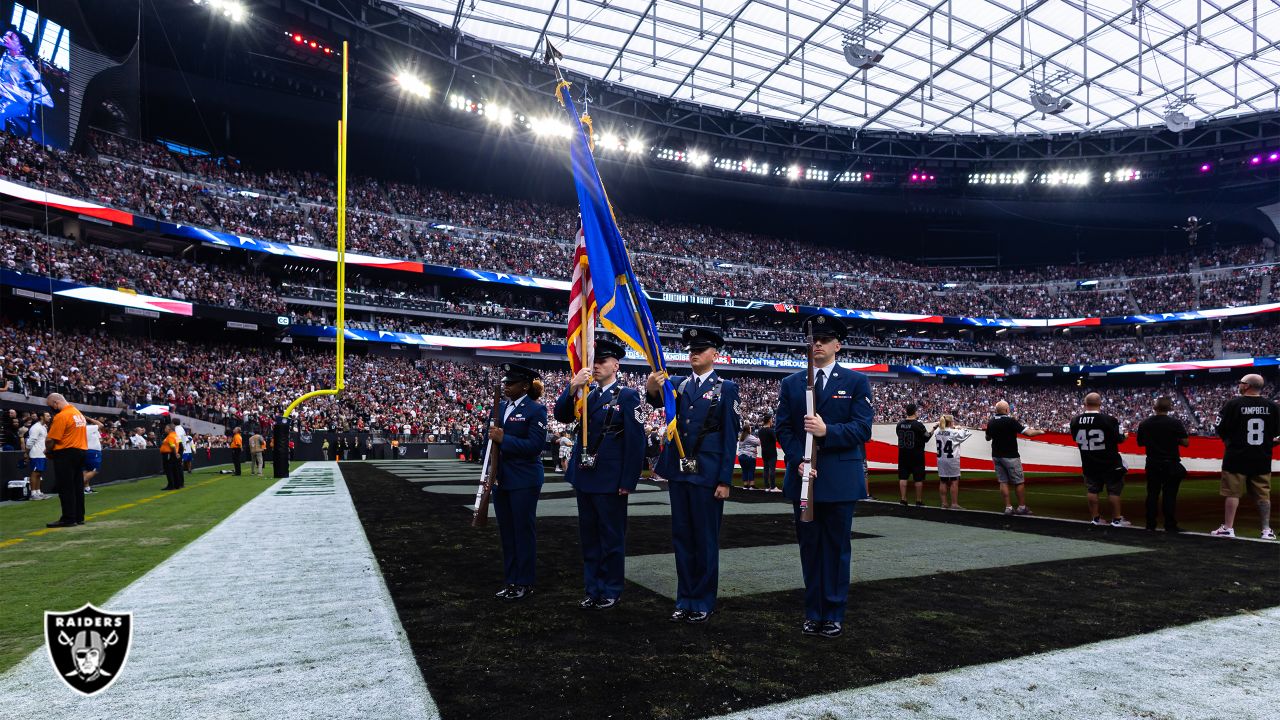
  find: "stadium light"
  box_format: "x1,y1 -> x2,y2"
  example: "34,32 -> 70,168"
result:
689,151 -> 708,168
1103,168 -> 1141,183
531,117 -> 571,139
1199,163 -> 1212,173
198,0 -> 246,22
395,72 -> 431,100
625,137 -> 646,154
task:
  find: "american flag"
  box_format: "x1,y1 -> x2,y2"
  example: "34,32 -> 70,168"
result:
566,227 -> 595,417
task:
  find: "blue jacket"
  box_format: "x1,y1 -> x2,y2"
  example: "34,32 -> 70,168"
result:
650,373 -> 741,487
775,364 -> 874,502
495,396 -> 547,491
553,382 -> 645,494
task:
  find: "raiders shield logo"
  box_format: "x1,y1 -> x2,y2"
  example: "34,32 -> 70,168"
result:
45,604 -> 133,696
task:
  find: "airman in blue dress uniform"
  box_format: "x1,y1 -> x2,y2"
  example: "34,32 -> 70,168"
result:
490,363 -> 548,601
646,328 -> 740,624
775,315 -> 874,639
553,337 -> 645,610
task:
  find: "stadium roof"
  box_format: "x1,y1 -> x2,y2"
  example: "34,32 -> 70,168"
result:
391,0 -> 1280,135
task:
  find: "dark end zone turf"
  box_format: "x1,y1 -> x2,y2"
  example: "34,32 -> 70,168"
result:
342,462 -> 1279,720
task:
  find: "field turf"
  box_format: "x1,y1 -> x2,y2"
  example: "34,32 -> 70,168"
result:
345,460 -> 1279,720
0,464 -> 296,673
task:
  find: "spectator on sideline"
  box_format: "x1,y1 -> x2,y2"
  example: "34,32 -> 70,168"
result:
44,393 -> 87,528
896,403 -> 934,507
1136,397 -> 1189,533
933,414 -> 972,509
83,416 -> 104,494
757,414 -> 779,492
230,427 -> 243,475
737,424 -> 760,490
129,426 -> 147,449
181,427 -> 196,473
1069,393 -> 1131,527
986,400 -> 1046,516
1,408 -> 20,450
25,411 -> 49,500
1210,374 -> 1278,540
248,430 -> 265,476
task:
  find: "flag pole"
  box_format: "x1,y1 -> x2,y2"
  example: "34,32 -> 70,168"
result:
579,267 -> 588,453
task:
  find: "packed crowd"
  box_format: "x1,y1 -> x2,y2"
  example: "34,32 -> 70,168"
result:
0,227 -> 286,313
3,316 -> 1267,443
2,127 -> 1273,322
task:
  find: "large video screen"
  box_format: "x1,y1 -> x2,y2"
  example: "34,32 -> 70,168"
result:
1,1 -> 71,147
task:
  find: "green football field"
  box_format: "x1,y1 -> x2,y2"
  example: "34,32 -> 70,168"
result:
0,464 -> 297,673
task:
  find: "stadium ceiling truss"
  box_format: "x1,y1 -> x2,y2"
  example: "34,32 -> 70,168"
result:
380,0 -> 1280,136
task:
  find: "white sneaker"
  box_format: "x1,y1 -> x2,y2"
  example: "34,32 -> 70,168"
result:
1110,517 -> 1132,527
1262,528 -> 1277,541
1090,517 -> 1106,526
1209,525 -> 1236,538
31,490 -> 45,500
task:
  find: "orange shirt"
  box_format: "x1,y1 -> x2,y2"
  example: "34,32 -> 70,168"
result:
161,431 -> 180,455
48,404 -> 87,451
230,433 -> 243,449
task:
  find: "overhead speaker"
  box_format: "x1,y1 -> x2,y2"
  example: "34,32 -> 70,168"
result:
843,42 -> 884,70
1164,110 -> 1195,132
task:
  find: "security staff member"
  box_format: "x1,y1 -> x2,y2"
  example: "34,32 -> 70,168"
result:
44,393 -> 88,528
161,423 -> 184,490
646,328 -> 740,624
489,363 -> 548,601
230,427 -> 244,475
554,337 -> 645,611
775,315 -> 874,639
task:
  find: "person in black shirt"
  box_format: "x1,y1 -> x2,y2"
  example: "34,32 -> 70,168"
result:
1211,374 -> 1279,540
1069,393 -> 1130,527
1136,397 -> 1189,533
985,401 -> 1046,515
757,414 -> 779,492
895,404 -> 934,507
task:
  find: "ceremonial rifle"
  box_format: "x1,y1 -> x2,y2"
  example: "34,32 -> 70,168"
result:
471,380 -> 505,527
799,322 -> 817,523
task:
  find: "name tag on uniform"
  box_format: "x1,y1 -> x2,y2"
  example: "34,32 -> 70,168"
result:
510,416 -> 527,422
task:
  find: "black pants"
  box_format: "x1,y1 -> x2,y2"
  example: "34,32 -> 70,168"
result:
761,455 -> 778,490
164,454 -> 185,489
51,449 -> 86,523
232,448 -> 242,475
1145,460 -> 1185,531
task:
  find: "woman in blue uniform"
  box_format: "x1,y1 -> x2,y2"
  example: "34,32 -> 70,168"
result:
490,363 -> 548,601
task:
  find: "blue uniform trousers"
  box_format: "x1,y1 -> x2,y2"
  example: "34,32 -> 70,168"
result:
493,486 -> 540,587
669,481 -> 724,612
577,491 -> 628,599
792,500 -> 857,622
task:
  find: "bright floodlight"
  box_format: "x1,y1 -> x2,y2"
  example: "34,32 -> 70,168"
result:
206,0 -> 246,22
625,137 -> 645,154
396,72 -> 431,99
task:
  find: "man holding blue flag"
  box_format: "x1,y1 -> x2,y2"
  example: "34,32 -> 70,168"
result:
647,328 -> 740,624
552,78 -> 679,612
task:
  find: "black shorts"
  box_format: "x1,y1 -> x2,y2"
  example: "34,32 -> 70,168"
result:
898,462 -> 925,482
1084,472 -> 1124,495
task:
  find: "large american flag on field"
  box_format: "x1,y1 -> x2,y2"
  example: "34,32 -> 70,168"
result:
566,227 -> 595,417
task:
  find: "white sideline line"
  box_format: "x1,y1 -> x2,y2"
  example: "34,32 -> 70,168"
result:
709,606 -> 1280,720
0,462 -> 439,719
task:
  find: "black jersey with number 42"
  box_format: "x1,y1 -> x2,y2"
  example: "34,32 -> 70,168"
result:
1069,411 -> 1125,476
1216,396 -> 1280,475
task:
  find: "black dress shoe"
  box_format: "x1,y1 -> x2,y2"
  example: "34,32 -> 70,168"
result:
578,596 -> 597,610
685,611 -> 711,624
504,586 -> 531,601
669,609 -> 688,623
819,621 -> 843,639
593,597 -> 619,611
495,585 -> 515,599
74,521 -> 84,525
45,520 -> 75,528
802,619 -> 820,636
